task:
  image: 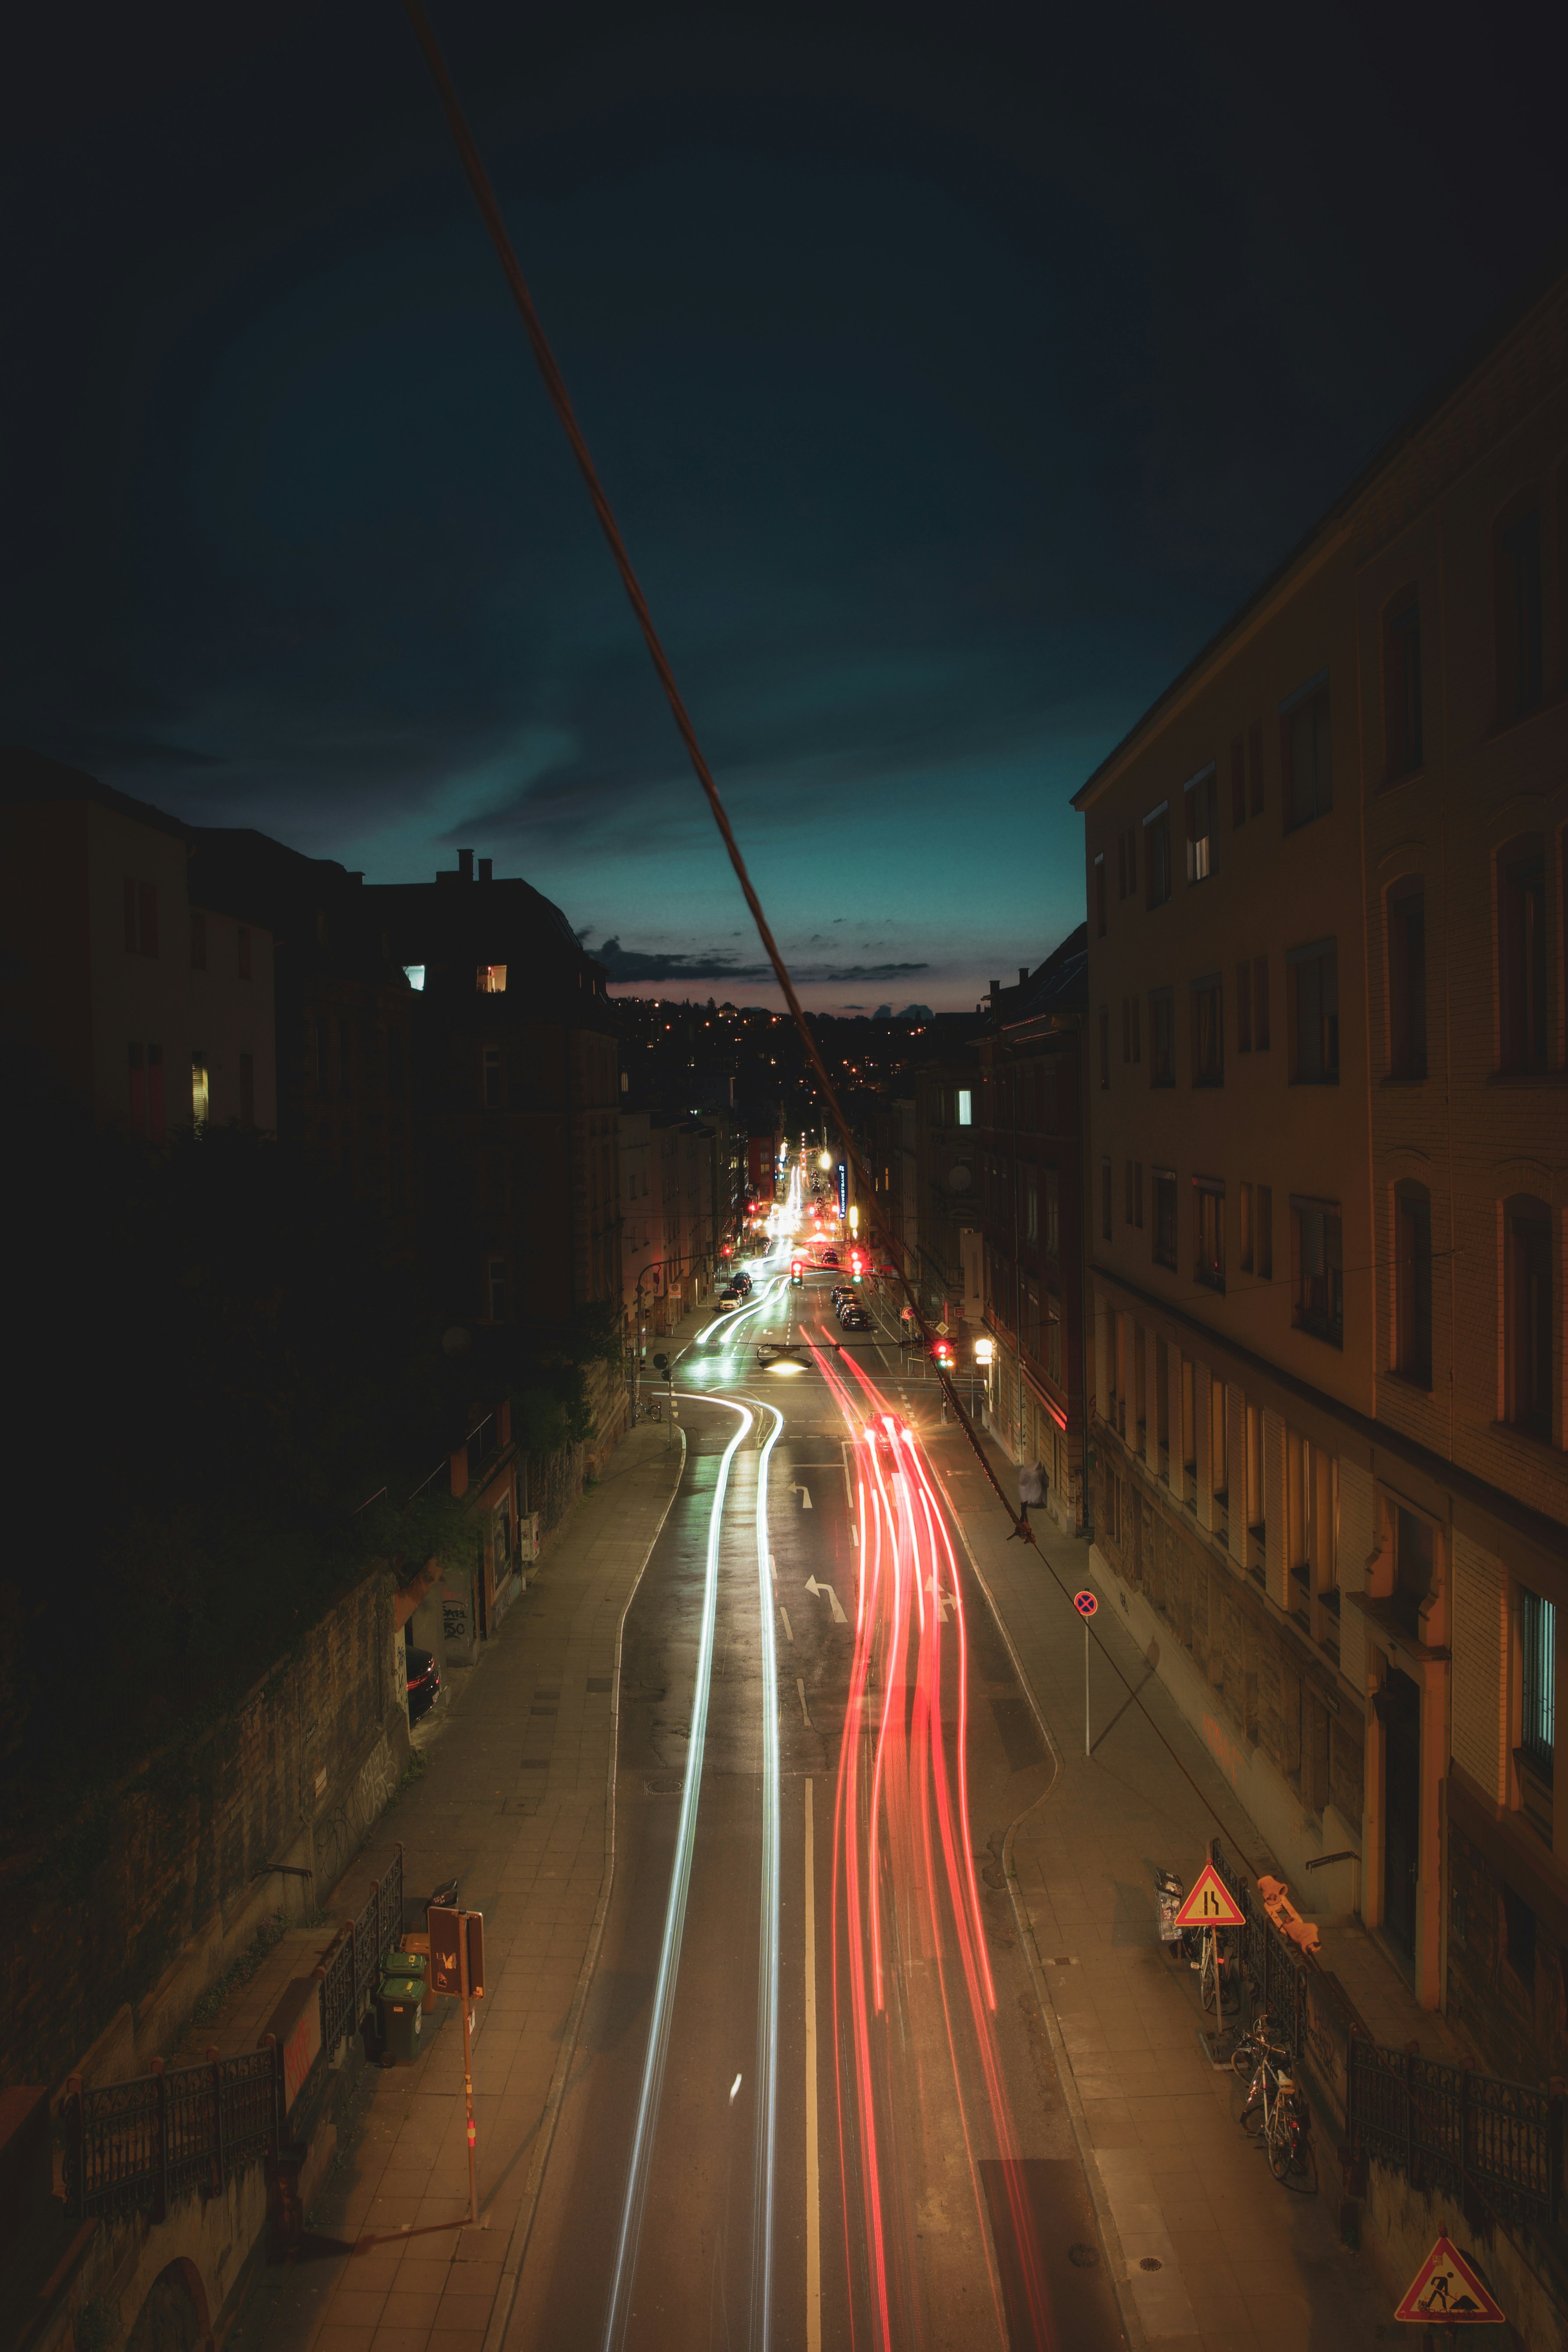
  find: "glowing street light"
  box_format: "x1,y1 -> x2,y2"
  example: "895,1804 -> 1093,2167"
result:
973,1337 -> 995,1366
817,1149 -> 833,1171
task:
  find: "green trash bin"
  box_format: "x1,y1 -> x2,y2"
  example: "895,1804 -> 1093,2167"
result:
379,1970 -> 425,2063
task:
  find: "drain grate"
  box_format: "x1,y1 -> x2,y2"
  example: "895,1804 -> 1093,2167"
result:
1139,2257 -> 1163,2272
1067,2243 -> 1098,2269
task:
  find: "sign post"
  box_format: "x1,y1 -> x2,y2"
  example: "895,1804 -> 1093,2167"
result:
428,1905 -> 486,2227
1073,1591 -> 1098,1757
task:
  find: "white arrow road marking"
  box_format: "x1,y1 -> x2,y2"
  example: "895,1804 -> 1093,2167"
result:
804,1576 -> 848,1624
779,1607 -> 794,1643
790,1482 -> 813,1510
927,1574 -> 954,1623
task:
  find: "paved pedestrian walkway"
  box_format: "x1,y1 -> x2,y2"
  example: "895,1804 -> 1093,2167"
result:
927,1421 -> 1407,2352
226,1414 -> 688,2352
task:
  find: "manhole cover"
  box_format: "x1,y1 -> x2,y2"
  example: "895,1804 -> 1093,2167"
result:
1067,2243 -> 1098,2269
1139,2256 -> 1163,2272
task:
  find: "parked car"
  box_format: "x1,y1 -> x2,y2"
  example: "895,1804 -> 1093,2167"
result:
406,1646 -> 440,1724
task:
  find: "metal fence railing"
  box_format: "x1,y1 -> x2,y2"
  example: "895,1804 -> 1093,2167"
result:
1347,2037 -> 1559,2233
1209,1838 -> 1562,2236
64,1844 -> 404,2224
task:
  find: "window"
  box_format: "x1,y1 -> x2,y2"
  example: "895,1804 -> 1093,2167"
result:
1292,1198 -> 1343,1345
1290,940 -> 1338,1083
1185,766 -> 1218,883
1124,1160 -> 1143,1229
1387,879 -> 1428,1078
1520,1587 -> 1557,1778
1391,1506 -> 1434,1638
403,963 -> 426,991
1395,1182 -> 1433,1387
1094,854 -> 1107,937
237,923 -> 252,981
1026,1173 -> 1039,1244
1383,598 -> 1423,779
191,1050 -> 209,1125
190,910 -> 207,971
1506,1198 -> 1554,1437
1281,677 -> 1332,829
1230,734 -> 1246,827
1257,1184 -> 1273,1280
483,1046 -> 503,1109
487,1255 -> 509,1322
1497,839 -> 1548,1072
1191,975 -> 1223,1086
1497,505 -> 1544,722
238,1052 -> 254,1129
1144,803 -> 1172,907
1101,1157 -> 1112,1243
1240,1181 -> 1253,1273
1044,1171 -> 1060,1259
478,963 -> 508,993
1120,998 -> 1140,1063
1098,1009 -> 1110,1089
956,1089 -> 973,1126
1253,955 -> 1271,1051
122,879 -> 159,957
1026,1283 -> 1041,1361
1150,988 -> 1175,1086
1237,962 -> 1252,1052
1194,1180 -> 1224,1292
1153,1169 -> 1177,1270
1047,1292 -> 1063,1384
1117,827 -> 1137,899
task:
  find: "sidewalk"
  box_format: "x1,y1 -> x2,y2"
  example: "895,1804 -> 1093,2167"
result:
225,1414 -> 687,2352
928,1423 -> 1403,2352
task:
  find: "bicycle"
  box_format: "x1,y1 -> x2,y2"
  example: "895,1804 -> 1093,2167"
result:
635,1397 -> 664,1422
1236,2034 -> 1291,2136
1264,2073 -> 1317,2192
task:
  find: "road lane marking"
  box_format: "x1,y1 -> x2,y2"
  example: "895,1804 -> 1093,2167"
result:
796,1678 -> 813,1730
752,1398 -> 786,2352
804,1777 -> 821,2352
779,1605 -> 794,1643
804,1575 -> 848,1623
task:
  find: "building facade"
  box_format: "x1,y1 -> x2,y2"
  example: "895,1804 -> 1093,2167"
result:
977,926 -> 1089,1530
1,754 -> 278,1140
1073,267 -> 1568,2071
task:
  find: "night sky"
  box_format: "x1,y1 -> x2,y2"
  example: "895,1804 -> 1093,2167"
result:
7,4 -> 1566,1011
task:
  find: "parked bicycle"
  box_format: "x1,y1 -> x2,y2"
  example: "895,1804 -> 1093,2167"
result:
1263,2072 -> 1317,2192
635,1396 -> 664,1422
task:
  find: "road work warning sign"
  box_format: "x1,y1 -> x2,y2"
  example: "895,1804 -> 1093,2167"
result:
1172,1863 -> 1246,1931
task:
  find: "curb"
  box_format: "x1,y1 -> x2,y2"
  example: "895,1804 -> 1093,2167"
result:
481,1424 -> 688,2352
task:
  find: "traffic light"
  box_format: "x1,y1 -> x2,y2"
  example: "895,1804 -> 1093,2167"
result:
931,1338 -> 955,1371
721,1243 -> 732,1258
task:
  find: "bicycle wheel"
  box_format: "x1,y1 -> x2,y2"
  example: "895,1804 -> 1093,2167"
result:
1230,2042 -> 1258,2078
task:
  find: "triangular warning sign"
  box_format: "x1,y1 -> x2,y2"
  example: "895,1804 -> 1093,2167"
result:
1172,1863 -> 1247,1931
1394,2234 -> 1504,2325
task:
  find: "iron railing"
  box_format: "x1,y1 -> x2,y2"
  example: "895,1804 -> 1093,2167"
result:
63,1844 -> 404,2223
1209,1838 -> 1562,2234
1347,2037 -> 1559,2232
64,2048 -> 278,2224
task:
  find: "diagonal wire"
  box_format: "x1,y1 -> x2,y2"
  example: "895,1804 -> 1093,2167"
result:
402,0 -> 1030,1539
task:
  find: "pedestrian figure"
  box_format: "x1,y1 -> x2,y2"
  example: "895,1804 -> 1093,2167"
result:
1011,1459 -> 1046,1539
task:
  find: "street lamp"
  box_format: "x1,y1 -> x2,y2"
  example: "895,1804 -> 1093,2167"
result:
817,1149 -> 832,1171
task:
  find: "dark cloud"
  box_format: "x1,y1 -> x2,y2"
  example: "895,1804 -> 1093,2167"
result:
589,937 -> 774,983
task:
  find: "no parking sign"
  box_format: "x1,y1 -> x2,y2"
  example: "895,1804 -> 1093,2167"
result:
1073,1589 -> 1098,1618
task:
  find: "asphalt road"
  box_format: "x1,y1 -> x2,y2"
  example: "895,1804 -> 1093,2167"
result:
507,1236 -> 1126,2352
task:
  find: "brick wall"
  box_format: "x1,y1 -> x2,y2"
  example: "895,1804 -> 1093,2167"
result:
7,1564 -> 409,2096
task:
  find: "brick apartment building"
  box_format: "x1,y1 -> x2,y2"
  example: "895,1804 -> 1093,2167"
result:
977,926 -> 1089,1531
1,752 -> 279,1140
1074,263 -> 1568,2076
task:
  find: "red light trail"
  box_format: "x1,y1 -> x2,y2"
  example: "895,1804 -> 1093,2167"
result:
806,1329 -> 1054,2351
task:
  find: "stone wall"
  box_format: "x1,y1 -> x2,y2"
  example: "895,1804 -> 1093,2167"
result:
6,1561 -> 410,2096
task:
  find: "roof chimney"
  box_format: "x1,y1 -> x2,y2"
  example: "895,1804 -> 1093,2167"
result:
457,848 -> 474,882
1019,966 -> 1029,987
478,856 -> 493,883
989,980 -> 999,998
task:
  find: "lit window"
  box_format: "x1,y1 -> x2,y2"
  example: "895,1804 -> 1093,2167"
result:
956,1090 -> 973,1126
1521,1587 -> 1557,1778
403,964 -> 426,992
478,964 -> 508,994
192,1051 -> 209,1126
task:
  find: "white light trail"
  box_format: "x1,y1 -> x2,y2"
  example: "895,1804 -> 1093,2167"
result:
602,1397 -> 753,2352
749,1394 -> 784,2352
